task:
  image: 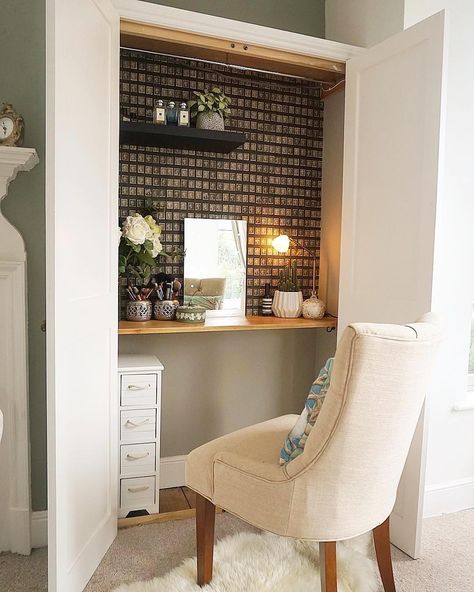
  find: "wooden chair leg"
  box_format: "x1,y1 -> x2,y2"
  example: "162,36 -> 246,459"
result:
320,541 -> 337,592
373,517 -> 396,592
196,493 -> 216,587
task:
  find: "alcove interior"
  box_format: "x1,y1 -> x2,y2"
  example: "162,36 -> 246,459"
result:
117,26 -> 344,518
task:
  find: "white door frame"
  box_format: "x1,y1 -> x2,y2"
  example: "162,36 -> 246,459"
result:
111,2 -> 440,558
113,0 -> 361,63
338,11 -> 446,557
46,0 -> 119,589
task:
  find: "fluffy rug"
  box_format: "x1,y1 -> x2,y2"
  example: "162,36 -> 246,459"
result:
113,531 -> 379,592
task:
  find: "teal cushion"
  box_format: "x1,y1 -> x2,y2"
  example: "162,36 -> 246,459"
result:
280,357 -> 334,464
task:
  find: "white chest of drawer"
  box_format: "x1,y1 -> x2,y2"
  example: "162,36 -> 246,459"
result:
120,408 -> 156,443
121,443 -> 156,477
118,354 -> 163,518
121,374 -> 157,406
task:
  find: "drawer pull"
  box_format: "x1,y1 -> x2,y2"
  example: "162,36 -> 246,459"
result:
127,384 -> 151,391
125,418 -> 150,428
127,485 -> 150,493
126,452 -> 150,461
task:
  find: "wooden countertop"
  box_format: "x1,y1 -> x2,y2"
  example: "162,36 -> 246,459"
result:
118,315 -> 337,335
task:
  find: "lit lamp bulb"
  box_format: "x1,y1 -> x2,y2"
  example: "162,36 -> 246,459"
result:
271,234 -> 290,253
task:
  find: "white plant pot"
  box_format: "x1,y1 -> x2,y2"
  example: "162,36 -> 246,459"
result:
272,290 -> 303,318
196,111 -> 225,130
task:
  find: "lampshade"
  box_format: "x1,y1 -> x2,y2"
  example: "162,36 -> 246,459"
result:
272,234 -> 290,253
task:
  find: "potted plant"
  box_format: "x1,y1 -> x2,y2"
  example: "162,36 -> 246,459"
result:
119,212 -> 167,321
188,87 -> 231,131
272,262 -> 303,318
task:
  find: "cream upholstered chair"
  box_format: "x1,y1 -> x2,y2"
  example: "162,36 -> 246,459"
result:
186,314 -> 440,591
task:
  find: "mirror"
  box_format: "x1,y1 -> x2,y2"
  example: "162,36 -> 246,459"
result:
184,218 -> 247,317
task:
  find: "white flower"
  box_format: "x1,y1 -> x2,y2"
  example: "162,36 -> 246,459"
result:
144,215 -> 161,237
150,234 -> 163,257
122,214 -> 152,245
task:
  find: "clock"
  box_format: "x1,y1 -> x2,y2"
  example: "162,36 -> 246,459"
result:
0,103 -> 24,147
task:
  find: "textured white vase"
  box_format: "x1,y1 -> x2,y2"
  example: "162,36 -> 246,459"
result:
196,111 -> 225,130
302,293 -> 326,319
272,290 -> 303,318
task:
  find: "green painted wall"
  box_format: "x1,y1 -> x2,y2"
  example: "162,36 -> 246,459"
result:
0,1 -> 324,513
143,0 -> 325,37
1,1 -> 47,511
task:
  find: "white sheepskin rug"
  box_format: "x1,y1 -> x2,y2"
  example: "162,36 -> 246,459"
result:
113,531 -> 379,592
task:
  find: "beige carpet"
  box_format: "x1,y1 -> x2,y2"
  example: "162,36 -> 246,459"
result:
1,509 -> 473,591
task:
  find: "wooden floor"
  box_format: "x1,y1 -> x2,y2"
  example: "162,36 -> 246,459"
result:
118,487 -> 204,529
159,486 -> 196,513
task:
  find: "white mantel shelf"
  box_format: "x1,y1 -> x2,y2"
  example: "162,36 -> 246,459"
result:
0,147 -> 39,200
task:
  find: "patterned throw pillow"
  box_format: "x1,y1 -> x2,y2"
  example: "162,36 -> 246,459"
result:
280,357 -> 334,464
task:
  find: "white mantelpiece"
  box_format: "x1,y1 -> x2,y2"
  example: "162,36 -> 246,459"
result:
0,146 -> 39,199
0,147 -> 39,261
0,145 -> 38,555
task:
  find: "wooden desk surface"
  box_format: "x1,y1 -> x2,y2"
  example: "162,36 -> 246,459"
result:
118,315 -> 337,335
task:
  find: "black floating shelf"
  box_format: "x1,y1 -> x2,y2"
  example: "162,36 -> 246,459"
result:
120,121 -> 247,153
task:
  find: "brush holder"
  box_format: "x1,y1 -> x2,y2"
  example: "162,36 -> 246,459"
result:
126,300 -> 152,322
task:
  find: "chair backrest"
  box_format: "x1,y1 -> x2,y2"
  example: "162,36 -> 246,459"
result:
285,313 -> 440,537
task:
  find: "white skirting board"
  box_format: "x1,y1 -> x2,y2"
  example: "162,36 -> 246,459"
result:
160,455 -> 187,489
424,477 -> 474,518
31,511 -> 48,549
31,456 -> 187,548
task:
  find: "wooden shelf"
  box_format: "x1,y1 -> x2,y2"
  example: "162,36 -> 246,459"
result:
118,315 -> 337,335
120,121 -> 247,153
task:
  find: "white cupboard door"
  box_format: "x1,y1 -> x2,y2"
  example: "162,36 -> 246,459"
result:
46,1 -> 119,590
339,12 -> 446,558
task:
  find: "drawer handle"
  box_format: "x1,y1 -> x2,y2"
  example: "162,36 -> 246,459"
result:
127,384 -> 151,391
126,452 -> 150,461
125,418 -> 150,428
127,485 -> 150,493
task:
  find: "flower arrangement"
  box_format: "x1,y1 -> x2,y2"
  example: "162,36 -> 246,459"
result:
188,87 -> 231,121
119,212 -> 165,286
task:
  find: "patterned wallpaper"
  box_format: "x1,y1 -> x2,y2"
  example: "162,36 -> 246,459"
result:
119,49 -> 324,315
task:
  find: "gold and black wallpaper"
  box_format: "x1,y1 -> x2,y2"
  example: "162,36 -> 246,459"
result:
119,49 -> 324,315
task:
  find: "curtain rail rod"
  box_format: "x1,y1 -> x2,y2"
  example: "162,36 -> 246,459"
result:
120,45 -> 331,86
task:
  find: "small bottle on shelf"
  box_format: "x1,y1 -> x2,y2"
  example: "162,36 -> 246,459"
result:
153,99 -> 166,125
178,102 -> 190,127
261,283 -> 273,316
165,101 -> 178,125
121,106 -> 131,122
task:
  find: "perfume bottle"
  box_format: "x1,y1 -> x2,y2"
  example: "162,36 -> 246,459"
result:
121,107 -> 131,122
153,99 -> 166,125
165,101 -> 178,125
178,102 -> 190,127
261,283 -> 273,316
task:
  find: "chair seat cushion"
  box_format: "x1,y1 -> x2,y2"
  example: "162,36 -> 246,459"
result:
186,414 -> 298,501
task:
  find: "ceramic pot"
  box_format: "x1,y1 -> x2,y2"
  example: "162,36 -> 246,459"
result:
196,111 -> 224,131
126,299 -> 152,322
272,290 -> 303,318
302,293 -> 326,320
154,300 -> 178,320
175,305 -> 207,324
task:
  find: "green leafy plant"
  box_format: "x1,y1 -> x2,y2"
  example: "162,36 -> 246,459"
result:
188,87 -> 231,120
277,261 -> 300,292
